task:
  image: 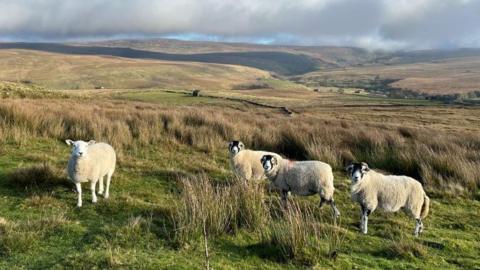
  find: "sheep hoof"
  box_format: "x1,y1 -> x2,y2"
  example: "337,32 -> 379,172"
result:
98,191 -> 104,195
76,204 -> 82,208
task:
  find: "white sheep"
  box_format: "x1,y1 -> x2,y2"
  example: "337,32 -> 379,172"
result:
228,141 -> 280,183
66,139 -> 116,207
260,154 -> 340,218
346,162 -> 430,236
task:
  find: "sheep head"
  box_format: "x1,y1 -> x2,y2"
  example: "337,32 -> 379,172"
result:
66,139 -> 96,158
261,154 -> 277,173
228,140 -> 244,155
346,162 -> 370,183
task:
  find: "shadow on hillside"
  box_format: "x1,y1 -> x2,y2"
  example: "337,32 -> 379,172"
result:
0,164 -> 71,197
0,42 -> 319,76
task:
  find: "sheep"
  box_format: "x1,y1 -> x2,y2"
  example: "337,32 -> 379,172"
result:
228,141 -> 281,183
66,139 -> 116,207
260,154 -> 340,218
346,162 -> 430,236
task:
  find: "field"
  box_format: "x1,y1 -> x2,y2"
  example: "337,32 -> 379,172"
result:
0,45 -> 479,269
299,56 -> 480,95
0,49 -> 274,91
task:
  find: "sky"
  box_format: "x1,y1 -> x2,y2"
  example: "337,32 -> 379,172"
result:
0,0 -> 479,50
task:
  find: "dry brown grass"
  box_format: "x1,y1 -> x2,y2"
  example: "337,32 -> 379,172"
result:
0,50 -> 269,90
257,200 -> 347,265
301,56 -> 480,95
0,97 -> 479,195
171,174 -> 269,246
171,174 -> 346,266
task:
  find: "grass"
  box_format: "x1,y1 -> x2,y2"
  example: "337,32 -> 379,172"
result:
0,46 -> 479,268
113,90 -> 239,106
0,49 -> 271,91
0,91 -> 478,269
0,136 -> 478,269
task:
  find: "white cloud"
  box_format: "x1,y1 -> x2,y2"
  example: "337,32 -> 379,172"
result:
0,0 -> 479,50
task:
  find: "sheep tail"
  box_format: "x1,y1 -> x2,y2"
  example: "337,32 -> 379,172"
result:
420,194 -> 430,219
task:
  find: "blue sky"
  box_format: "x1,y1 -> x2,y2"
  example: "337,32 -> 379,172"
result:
1,0 -> 479,50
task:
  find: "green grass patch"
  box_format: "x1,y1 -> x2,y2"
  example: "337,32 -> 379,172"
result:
0,138 -> 478,269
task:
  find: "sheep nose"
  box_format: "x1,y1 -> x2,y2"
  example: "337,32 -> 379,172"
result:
78,152 -> 83,156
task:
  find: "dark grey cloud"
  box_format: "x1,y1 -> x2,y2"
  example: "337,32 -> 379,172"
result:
0,0 -> 479,50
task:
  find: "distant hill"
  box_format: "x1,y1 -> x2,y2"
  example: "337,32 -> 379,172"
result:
0,49 -> 283,91
0,42 -> 323,76
70,39 -> 480,70
79,39 -> 383,69
374,48 -> 480,65
2,39 -> 480,96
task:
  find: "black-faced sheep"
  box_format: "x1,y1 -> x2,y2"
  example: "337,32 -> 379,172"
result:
261,154 -> 340,218
228,141 -> 280,183
346,162 -> 430,236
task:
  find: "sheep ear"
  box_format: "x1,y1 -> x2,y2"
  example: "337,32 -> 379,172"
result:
361,162 -> 370,172
346,164 -> 354,173
65,139 -> 73,146
271,156 -> 277,165
88,140 -> 96,145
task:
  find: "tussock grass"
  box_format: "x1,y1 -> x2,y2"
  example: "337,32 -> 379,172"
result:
0,96 -> 477,268
0,98 -> 479,195
260,201 -> 346,266
5,163 -> 69,192
385,232 -> 428,260
171,175 -> 269,246
172,174 -> 346,266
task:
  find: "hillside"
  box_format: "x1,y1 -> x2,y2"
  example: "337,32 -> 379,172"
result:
81,39 -> 378,68
0,82 -> 479,269
0,49 -> 305,92
0,42 -> 322,76
297,56 -> 480,98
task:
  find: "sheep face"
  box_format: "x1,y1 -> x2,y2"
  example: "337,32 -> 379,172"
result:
228,141 -> 244,155
346,162 -> 369,183
261,154 -> 277,173
66,139 -> 96,158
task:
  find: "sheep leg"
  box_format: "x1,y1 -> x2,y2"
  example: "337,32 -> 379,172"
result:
360,205 -> 370,234
91,180 -> 97,203
319,197 -> 326,208
98,176 -> 104,195
105,171 -> 113,199
414,218 -> 423,237
362,213 -> 369,234
75,182 -> 82,207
